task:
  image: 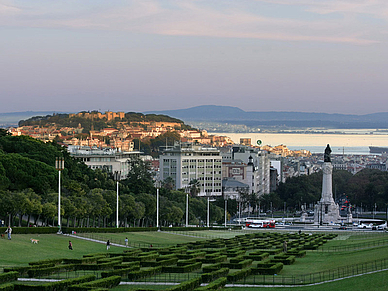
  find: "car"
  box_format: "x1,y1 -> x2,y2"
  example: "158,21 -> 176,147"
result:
338,223 -> 347,230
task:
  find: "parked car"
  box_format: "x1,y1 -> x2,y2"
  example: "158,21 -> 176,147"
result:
357,223 -> 373,229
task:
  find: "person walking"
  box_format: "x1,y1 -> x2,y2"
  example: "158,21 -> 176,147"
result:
5,226 -> 12,240
124,237 -> 128,247
107,240 -> 111,250
68,241 -> 73,250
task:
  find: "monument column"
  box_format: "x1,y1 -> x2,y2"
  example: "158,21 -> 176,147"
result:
314,144 -> 340,225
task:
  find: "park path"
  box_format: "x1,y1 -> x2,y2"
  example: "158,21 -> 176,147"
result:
64,233 -> 127,248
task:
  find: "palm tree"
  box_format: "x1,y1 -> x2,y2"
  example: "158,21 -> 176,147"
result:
189,179 -> 201,197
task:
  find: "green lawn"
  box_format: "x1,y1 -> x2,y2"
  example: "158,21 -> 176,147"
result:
1,229 -> 388,291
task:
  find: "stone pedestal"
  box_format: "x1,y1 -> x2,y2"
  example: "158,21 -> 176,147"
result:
314,162 -> 340,225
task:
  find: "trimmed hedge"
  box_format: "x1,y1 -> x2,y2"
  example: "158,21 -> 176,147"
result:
221,259 -> 252,269
194,277 -> 227,290
13,274 -> 95,291
141,258 -> 178,267
226,267 -> 252,283
200,255 -> 227,264
27,264 -> 75,278
127,267 -> 162,280
245,252 -> 269,261
201,268 -> 229,283
0,227 -> 57,234
29,258 -> 64,266
67,275 -> 121,291
272,255 -> 296,265
101,265 -> 141,278
252,262 -> 284,275
165,277 -> 202,291
3,266 -> 32,276
162,262 -> 202,273
202,263 -> 221,273
0,284 -> 14,291
0,272 -> 18,284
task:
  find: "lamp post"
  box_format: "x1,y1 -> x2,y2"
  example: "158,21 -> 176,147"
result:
156,181 -> 160,230
55,157 -> 64,233
224,199 -> 227,228
207,197 -> 210,228
114,171 -> 121,228
186,192 -> 189,227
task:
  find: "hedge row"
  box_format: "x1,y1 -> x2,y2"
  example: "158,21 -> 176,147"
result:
165,277 -> 202,291
252,262 -> 284,275
201,268 -> 229,283
0,227 -> 57,234
0,272 -> 18,284
113,261 -> 140,269
200,255 -> 227,264
222,259 -> 252,270
141,258 -> 178,267
226,267 -> 252,283
245,252 -> 269,261
127,266 -> 162,280
194,277 -> 227,290
27,264 -> 75,278
0,284 -> 14,291
162,262 -> 202,273
29,258 -> 64,266
272,255 -> 296,265
101,265 -> 141,278
68,275 -> 121,291
202,263 -> 221,273
13,275 -> 95,291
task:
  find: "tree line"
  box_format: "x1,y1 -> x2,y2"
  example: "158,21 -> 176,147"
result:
0,129 -> 225,228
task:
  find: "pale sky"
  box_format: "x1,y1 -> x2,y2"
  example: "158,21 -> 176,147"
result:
1,0 -> 387,114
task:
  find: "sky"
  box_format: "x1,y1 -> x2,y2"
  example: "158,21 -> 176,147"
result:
1,0 -> 387,115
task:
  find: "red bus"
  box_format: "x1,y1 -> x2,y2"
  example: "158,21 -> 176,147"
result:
246,219 -> 275,228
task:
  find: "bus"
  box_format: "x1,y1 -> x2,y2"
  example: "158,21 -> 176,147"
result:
246,219 -> 276,228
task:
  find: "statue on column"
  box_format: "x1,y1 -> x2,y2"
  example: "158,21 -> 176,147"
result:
324,144 -> 332,162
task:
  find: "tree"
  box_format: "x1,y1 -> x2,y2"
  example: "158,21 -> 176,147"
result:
189,179 -> 201,197
122,157 -> 154,195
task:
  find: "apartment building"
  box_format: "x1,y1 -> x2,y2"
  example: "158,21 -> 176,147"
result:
68,145 -> 141,179
159,142 -> 222,197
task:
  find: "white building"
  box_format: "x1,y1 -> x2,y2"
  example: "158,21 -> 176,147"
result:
159,142 -> 222,197
68,145 -> 141,179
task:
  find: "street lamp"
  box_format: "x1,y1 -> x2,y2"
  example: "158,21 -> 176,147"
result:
224,198 -> 227,228
114,171 -> 121,228
155,181 -> 160,230
186,191 -> 189,227
207,197 -> 210,228
55,157 -> 64,233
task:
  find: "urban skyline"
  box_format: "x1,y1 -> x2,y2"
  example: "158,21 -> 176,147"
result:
1,1 -> 387,115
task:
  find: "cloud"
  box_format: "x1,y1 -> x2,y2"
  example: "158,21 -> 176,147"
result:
0,2 -> 21,15
0,0 -> 384,45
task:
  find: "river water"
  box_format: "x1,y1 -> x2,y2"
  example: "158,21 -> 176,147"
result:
210,132 -> 388,155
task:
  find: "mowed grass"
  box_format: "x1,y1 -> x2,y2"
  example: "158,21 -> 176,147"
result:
1,230 -> 388,291
0,234 -> 122,267
76,231 -> 210,247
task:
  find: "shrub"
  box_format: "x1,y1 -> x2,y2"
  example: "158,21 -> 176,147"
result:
0,283 -> 14,291
13,274 -> 95,291
252,262 -> 284,275
165,277 -> 201,291
127,267 -> 162,280
201,268 -> 229,283
0,272 -> 18,284
221,259 -> 252,269
101,265 -> 141,278
67,275 -> 121,291
162,262 -> 202,273
27,264 -> 75,278
226,267 -> 252,283
194,277 -> 227,290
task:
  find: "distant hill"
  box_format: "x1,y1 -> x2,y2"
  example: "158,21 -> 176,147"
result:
145,105 -> 388,129
0,111 -> 59,127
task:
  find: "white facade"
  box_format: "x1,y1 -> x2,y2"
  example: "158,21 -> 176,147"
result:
233,147 -> 272,196
68,145 -> 141,179
160,143 -> 222,197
